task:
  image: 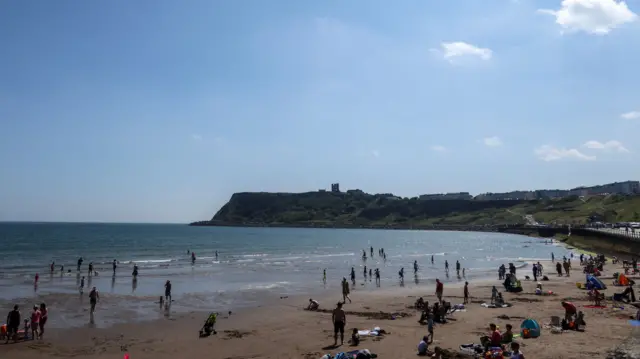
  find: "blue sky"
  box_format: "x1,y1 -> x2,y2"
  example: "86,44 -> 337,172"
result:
2,0 -> 640,223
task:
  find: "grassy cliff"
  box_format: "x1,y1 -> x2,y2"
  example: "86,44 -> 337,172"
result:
192,191 -> 640,227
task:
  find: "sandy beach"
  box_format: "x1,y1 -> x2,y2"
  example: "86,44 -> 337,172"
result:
3,257 -> 637,359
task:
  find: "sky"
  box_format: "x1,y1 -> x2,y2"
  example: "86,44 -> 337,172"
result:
2,0 -> 640,223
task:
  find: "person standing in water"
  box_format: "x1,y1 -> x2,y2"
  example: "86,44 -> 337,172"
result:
112,259 -> 117,274
88,262 -> 93,276
132,264 -> 139,278
368,268 -> 372,280
551,252 -> 555,262
399,267 -> 405,281
79,276 -> 85,294
191,252 -> 196,264
431,255 -> 434,265
370,246 -> 373,258
363,265 -> 367,278
215,251 -> 218,260
350,267 -> 356,286
414,260 -> 419,274
456,260 -> 461,276
323,269 -> 327,284
77,257 -> 83,271
50,262 -> 55,273
445,260 -> 449,273
375,268 -> 380,285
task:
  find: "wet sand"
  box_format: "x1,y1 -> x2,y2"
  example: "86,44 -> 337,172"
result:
3,259 -> 637,359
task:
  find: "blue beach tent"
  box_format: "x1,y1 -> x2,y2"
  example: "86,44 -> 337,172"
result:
586,274 -> 607,290
520,318 -> 541,338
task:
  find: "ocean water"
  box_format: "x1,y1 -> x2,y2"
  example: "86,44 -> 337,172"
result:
0,223 -> 569,328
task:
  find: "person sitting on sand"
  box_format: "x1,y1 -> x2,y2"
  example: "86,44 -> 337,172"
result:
307,298 -> 319,311
350,328 -> 360,346
417,335 -> 430,356
510,342 -> 525,359
480,323 -> 502,350
562,301 -> 576,321
432,347 -> 443,359
501,324 -> 514,344
491,286 -> 498,304
416,297 -> 425,309
592,288 -> 603,306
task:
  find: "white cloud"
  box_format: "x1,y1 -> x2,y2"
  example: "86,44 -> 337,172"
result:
191,134 -> 202,141
538,0 -> 637,35
371,150 -> 380,157
621,111 -> 640,119
433,42 -> 493,61
582,140 -> 629,152
431,145 -> 447,152
483,136 -> 503,147
534,145 -> 596,161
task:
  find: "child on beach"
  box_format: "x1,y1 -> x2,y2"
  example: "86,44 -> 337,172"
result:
463,282 -> 469,304
30,305 -> 40,340
427,313 -> 434,343
510,342 -> 525,359
350,328 -> 360,346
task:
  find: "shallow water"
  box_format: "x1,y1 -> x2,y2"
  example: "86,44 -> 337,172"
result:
0,223 -> 569,327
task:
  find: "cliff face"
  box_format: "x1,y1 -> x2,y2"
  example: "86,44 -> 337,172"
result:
209,191 -> 528,226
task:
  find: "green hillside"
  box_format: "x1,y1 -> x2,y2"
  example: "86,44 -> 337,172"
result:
191,191 -> 640,227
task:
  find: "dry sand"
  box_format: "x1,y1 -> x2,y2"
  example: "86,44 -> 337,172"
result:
3,260 -> 637,359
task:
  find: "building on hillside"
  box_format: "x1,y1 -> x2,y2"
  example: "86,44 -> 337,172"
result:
419,192 -> 473,200
331,183 -> 340,193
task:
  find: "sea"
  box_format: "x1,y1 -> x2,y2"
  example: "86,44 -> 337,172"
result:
0,223 -> 570,328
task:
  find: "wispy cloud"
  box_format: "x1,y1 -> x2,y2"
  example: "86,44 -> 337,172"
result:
483,136 -> 503,147
621,111 -> 640,120
534,145 -> 596,161
431,42 -> 493,62
582,140 -> 629,152
431,145 -> 447,152
371,150 -> 380,157
537,0 -> 637,35
191,134 -> 202,141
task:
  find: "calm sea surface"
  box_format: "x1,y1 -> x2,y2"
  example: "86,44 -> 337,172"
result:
0,223 -> 569,328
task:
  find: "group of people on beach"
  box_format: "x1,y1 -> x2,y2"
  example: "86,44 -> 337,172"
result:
2,303 -> 48,344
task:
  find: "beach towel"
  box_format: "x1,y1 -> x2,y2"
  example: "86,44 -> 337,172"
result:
481,303 -> 512,308
459,343 -> 484,355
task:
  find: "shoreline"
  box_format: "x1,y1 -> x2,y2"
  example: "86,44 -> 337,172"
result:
5,258 -> 636,359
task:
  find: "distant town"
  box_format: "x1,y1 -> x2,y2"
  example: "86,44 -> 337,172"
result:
321,180 -> 640,201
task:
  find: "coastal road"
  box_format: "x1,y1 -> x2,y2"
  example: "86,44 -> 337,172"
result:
584,227 -> 640,240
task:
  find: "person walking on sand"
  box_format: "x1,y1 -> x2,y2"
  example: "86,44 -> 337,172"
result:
341,278 -> 351,303
332,302 -> 346,346
89,286 -> 100,313
435,279 -> 444,303
532,263 -> 538,282
38,303 -> 47,339
350,267 -> 356,286
463,281 -> 470,304
164,280 -> 172,302
375,268 -> 380,286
